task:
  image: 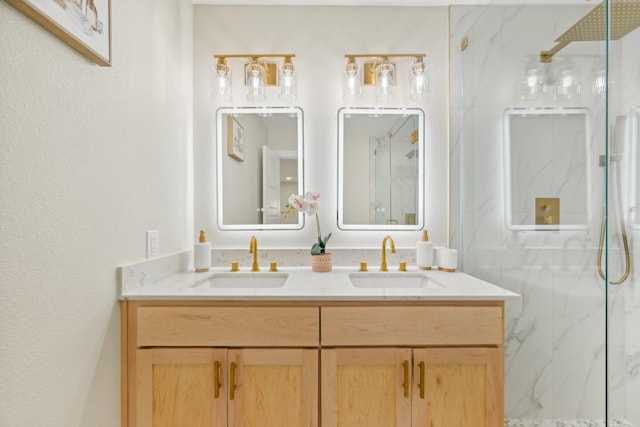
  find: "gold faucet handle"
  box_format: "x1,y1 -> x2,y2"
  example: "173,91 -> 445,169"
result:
354,261 -> 368,272
269,261 -> 284,272
398,260 -> 414,272
225,260 -> 240,272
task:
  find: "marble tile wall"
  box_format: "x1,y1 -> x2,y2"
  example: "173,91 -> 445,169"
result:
451,4 -> 639,425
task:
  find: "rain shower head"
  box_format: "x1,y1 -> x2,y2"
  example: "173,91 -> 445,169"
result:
540,0 -> 640,63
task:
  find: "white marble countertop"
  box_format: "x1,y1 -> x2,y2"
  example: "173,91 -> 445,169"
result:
120,265 -> 521,303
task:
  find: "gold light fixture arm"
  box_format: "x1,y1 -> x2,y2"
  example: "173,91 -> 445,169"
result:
214,54 -> 296,61
346,54 -> 426,86
345,53 -> 426,61
213,54 -> 296,87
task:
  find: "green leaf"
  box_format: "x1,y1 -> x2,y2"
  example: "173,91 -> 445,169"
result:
311,243 -> 322,255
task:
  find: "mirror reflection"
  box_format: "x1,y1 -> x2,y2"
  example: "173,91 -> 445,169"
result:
503,107 -> 591,230
216,107 -> 304,230
338,108 -> 424,230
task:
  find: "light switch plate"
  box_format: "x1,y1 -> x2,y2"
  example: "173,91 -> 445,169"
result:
146,230 -> 159,259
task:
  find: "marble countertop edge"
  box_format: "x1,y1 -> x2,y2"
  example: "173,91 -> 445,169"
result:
119,264 -> 521,306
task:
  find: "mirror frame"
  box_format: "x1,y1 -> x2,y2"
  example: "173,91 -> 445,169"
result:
502,107 -> 592,231
216,106 -> 304,230
337,107 -> 425,231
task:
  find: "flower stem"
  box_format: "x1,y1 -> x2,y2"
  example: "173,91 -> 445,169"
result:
315,214 -> 322,242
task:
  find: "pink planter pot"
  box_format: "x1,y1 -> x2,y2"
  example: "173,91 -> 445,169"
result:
311,253 -> 332,272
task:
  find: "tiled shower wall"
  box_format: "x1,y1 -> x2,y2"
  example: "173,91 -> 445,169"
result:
450,4 -> 640,425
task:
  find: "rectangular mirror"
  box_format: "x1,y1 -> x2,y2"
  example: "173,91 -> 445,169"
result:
338,108 -> 424,230
216,107 -> 304,230
503,107 -> 592,231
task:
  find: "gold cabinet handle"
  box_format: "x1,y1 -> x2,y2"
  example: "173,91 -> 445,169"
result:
229,362 -> 237,400
213,361 -> 222,399
418,361 -> 425,399
402,360 -> 410,398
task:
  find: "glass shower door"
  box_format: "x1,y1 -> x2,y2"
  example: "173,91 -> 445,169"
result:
605,1 -> 640,426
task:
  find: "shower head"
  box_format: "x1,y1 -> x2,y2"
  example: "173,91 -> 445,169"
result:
540,0 -> 640,62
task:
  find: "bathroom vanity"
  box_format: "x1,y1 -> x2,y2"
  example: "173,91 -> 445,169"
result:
120,266 -> 518,427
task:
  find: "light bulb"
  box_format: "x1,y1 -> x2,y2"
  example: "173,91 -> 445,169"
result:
376,60 -> 395,102
410,61 -> 428,100
343,61 -> 361,102
279,61 -> 297,102
213,62 -> 232,102
246,61 -> 266,102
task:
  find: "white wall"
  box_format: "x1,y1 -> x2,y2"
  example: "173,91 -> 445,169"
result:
0,1 -> 193,426
194,5 -> 450,250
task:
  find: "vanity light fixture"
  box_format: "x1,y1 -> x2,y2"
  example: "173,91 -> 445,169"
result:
343,57 -> 361,101
213,54 -> 297,102
343,54 -> 428,102
278,57 -> 297,101
409,60 -> 428,100
212,59 -> 232,102
520,59 -> 546,100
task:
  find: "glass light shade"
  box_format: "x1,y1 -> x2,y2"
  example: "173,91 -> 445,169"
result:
376,61 -> 395,102
246,61 -> 266,101
343,61 -> 361,101
213,62 -> 232,102
278,62 -> 297,101
592,68 -> 606,96
410,61 -> 429,100
519,66 -> 545,99
553,64 -> 580,100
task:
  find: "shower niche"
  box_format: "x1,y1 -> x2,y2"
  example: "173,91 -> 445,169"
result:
503,108 -> 592,230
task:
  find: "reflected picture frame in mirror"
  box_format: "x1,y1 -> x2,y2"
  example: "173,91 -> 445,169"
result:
502,107 -> 592,231
216,106 -> 304,230
337,107 -> 425,230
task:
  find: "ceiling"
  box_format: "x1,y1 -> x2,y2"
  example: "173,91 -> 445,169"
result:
193,0 -> 593,5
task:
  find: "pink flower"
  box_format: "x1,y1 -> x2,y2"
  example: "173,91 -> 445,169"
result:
283,192 -> 331,255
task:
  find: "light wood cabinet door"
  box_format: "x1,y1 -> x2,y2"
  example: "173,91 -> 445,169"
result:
135,348 -> 227,427
321,348 -> 413,427
412,348 -> 503,427
229,348 -> 319,427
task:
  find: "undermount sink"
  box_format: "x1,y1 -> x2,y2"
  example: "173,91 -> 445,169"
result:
349,272 -> 445,289
196,273 -> 289,288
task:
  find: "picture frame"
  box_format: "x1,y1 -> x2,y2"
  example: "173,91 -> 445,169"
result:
227,116 -> 244,161
6,0 -> 112,67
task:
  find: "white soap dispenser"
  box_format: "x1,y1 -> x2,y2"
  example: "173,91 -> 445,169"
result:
194,230 -> 211,272
416,230 -> 433,270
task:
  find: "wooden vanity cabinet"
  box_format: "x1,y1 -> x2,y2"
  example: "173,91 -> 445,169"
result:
320,305 -> 504,427
123,302 -> 320,427
122,301 -> 504,427
135,348 -> 227,427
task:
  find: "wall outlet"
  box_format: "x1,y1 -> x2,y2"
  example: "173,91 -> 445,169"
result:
146,230 -> 159,259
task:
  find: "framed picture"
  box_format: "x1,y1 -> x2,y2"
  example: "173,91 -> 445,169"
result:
227,116 -> 244,161
6,0 -> 111,66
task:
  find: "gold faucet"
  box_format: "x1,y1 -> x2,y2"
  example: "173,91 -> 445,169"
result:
380,235 -> 396,272
249,236 -> 259,272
